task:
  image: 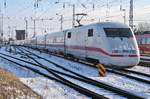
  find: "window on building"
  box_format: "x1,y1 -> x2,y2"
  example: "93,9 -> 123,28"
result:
147,38 -> 150,44
88,29 -> 93,37
145,38 -> 147,44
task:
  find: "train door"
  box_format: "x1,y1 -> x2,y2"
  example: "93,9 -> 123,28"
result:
65,29 -> 86,58
76,29 -> 86,58
85,27 -> 100,63
85,28 -> 94,57
65,31 -> 73,55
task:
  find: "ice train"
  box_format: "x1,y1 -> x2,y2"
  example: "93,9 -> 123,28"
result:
14,22 -> 140,68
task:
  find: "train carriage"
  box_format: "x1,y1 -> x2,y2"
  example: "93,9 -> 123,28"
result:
15,22 -> 140,69
45,31 -> 65,53
136,32 -> 150,55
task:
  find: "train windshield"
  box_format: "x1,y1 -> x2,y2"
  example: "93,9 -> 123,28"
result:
104,28 -> 133,38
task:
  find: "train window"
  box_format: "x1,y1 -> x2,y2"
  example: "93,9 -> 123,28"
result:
142,38 -> 146,44
145,38 -> 147,44
104,28 -> 133,37
88,29 -> 93,37
139,38 -> 142,44
56,37 -> 64,43
68,32 -> 71,38
148,38 -> 150,44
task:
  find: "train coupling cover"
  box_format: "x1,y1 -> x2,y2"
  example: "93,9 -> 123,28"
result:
96,64 -> 106,77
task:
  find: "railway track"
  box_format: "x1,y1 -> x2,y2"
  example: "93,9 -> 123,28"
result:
140,57 -> 150,61
18,46 -> 149,98
139,57 -> 150,67
0,52 -> 106,99
106,68 -> 150,84
119,69 -> 150,78
0,46 -> 146,99
22,46 -> 150,85
139,61 -> 150,67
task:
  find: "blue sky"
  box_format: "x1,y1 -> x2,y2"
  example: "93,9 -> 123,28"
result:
1,0 -> 150,38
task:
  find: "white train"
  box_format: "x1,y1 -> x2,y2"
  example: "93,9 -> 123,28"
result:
15,22 -> 140,68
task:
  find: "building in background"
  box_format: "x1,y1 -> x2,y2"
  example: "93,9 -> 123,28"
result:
16,30 -> 25,40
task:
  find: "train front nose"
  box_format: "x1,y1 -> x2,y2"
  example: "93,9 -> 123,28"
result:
103,26 -> 140,68
110,54 -> 140,67
111,44 -> 140,67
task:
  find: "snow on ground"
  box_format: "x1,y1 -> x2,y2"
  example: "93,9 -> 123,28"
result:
92,74 -> 150,98
8,47 -> 126,99
24,48 -> 150,98
20,77 -> 88,99
128,72 -> 150,82
0,68 -> 41,99
129,66 -> 150,75
0,46 -> 150,98
13,48 -> 127,99
0,47 -> 89,99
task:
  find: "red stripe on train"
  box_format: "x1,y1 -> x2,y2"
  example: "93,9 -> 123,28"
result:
38,44 -> 138,57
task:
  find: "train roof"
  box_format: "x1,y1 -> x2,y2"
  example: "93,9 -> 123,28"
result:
86,22 -> 128,27
66,22 -> 130,31
35,22 -> 130,38
96,22 -> 130,28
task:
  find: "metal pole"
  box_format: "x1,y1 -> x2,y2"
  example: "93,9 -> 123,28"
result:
129,0 -> 133,29
1,14 -> 3,38
24,18 -> 28,39
122,9 -> 126,24
60,15 -> 63,31
0,6 -> 3,43
72,4 -> 75,28
8,26 -> 11,38
33,19 -> 36,37
124,10 -> 126,24
33,0 -> 37,38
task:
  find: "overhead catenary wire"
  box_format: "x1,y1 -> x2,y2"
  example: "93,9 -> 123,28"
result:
2,0 -> 150,38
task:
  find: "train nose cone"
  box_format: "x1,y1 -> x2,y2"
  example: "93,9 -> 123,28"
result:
111,55 -> 140,68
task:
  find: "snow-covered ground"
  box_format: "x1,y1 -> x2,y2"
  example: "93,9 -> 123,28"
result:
0,47 -> 125,99
129,66 -> 150,75
0,47 -> 88,99
21,77 -> 88,99
0,46 -> 149,99
22,47 -> 150,98
21,47 -> 150,98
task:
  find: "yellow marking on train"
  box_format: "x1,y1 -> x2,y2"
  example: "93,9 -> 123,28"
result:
96,64 -> 106,77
